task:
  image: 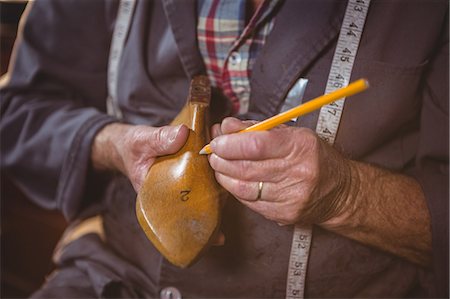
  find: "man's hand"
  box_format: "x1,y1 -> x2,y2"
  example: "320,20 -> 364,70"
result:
208,117 -> 431,266
91,123 -> 189,192
208,117 -> 351,225
91,122 -> 226,246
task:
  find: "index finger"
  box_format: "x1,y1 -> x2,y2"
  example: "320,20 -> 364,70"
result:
220,117 -> 258,135
210,130 -> 292,160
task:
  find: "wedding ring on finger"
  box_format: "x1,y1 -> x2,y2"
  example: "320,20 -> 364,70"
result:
256,181 -> 264,200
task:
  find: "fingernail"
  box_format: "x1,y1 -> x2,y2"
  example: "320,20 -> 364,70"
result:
210,137 -> 220,151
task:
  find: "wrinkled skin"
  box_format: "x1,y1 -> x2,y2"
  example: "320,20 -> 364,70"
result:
92,118 -> 431,265
208,117 -> 352,226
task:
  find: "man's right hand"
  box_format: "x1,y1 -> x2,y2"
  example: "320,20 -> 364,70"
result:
91,123 -> 189,192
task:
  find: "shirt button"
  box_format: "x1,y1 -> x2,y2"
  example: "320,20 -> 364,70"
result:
229,51 -> 242,65
160,286 -> 182,299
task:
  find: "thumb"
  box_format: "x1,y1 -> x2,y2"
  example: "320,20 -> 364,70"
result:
150,124 -> 189,156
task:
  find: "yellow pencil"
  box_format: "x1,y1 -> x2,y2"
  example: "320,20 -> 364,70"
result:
199,78 -> 369,155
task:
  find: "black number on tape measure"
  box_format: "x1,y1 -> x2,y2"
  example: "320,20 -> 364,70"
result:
294,261 -> 303,268
349,22 -> 358,28
328,109 -> 337,116
347,30 -> 357,37
322,127 -> 332,135
333,82 -> 344,88
330,101 -> 339,107
335,73 -> 345,80
299,234 -> 308,240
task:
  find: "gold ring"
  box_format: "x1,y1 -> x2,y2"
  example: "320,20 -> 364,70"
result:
256,181 -> 264,200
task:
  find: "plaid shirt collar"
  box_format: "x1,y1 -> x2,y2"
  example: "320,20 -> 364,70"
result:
197,0 -> 282,114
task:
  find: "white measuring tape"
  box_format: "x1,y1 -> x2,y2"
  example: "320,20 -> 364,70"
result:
107,0 -> 136,119
286,1 -> 370,298
316,0 -> 371,143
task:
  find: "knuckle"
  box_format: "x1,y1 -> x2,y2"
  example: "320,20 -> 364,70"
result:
273,186 -> 285,202
278,158 -> 292,173
152,126 -> 164,143
234,179 -> 252,199
239,160 -> 253,179
295,163 -> 319,187
221,117 -> 240,134
274,131 -> 295,146
298,128 -> 320,151
150,127 -> 168,153
245,134 -> 265,157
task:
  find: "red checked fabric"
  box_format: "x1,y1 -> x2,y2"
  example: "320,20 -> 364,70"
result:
197,0 -> 281,114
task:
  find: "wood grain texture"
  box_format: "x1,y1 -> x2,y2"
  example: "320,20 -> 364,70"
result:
136,76 -> 223,268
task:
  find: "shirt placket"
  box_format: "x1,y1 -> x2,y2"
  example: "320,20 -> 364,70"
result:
197,0 -> 280,115
222,0 -> 278,114
223,42 -> 251,114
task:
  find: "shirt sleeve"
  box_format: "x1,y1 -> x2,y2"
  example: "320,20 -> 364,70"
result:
411,10 -> 449,298
0,0 -> 119,220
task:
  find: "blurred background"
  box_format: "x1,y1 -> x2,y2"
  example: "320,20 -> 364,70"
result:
1,1 -> 67,297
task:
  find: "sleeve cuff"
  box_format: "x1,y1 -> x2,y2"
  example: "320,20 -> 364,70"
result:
56,113 -> 118,221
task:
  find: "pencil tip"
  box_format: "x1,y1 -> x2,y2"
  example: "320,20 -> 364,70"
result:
199,144 -> 212,155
